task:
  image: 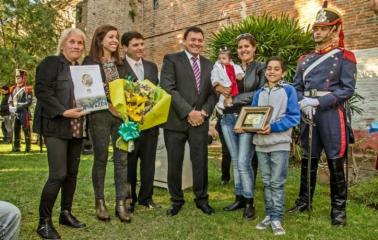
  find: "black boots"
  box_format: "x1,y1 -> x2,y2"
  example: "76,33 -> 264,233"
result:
95,199 -> 110,221
243,198 -> 256,220
11,127 -> 31,152
37,212 -> 85,239
37,218 -> 61,239
12,138 -> 20,152
288,157 -> 318,213
59,210 -> 86,228
328,158 -> 347,227
288,157 -> 347,227
223,195 -> 255,220
24,127 -> 31,152
223,195 -> 246,211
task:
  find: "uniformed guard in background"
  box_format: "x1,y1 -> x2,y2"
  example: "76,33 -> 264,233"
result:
9,69 -> 33,152
289,1 -> 356,227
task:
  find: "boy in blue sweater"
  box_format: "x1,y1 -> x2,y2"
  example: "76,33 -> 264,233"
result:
252,57 -> 300,235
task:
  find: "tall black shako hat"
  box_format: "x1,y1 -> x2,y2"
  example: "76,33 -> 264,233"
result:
15,69 -> 27,78
15,68 -> 28,85
313,0 -> 344,47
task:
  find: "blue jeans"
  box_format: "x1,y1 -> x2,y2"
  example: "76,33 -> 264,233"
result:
221,113 -> 255,198
0,201 -> 21,240
256,151 -> 289,221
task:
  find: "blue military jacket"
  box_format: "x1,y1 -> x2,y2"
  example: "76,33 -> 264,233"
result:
293,47 -> 357,110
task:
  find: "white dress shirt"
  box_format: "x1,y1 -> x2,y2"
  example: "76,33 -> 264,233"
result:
185,50 -> 201,72
125,55 -> 144,81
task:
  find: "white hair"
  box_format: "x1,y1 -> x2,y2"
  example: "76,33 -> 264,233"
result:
56,28 -> 87,55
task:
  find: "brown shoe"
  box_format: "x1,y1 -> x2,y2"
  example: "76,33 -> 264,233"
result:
115,200 -> 131,223
95,199 -> 110,221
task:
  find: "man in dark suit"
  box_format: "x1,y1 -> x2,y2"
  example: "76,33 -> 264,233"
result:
121,31 -> 160,212
160,26 -> 217,216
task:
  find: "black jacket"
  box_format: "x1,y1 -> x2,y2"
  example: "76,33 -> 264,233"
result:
123,58 -> 159,85
160,51 -> 217,132
33,55 -> 78,139
0,93 -> 10,116
232,61 -> 266,106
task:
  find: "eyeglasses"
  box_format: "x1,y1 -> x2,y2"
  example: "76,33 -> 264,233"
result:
236,33 -> 256,42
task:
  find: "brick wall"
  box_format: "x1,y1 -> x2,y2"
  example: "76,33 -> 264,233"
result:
78,0 -> 378,129
132,0 -> 378,68
76,0 -> 134,49
78,0 -> 378,68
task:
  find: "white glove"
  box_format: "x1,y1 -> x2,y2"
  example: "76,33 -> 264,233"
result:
299,97 -> 319,109
302,106 -> 316,119
9,106 -> 17,114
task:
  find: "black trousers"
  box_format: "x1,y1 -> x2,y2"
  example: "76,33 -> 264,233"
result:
164,125 -> 209,206
215,119 -> 231,181
89,111 -> 128,201
127,127 -> 159,204
39,137 -> 83,218
13,117 -> 31,150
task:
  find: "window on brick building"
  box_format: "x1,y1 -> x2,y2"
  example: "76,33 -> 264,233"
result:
153,0 -> 159,10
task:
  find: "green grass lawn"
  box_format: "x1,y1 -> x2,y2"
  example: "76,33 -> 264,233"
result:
0,143 -> 377,240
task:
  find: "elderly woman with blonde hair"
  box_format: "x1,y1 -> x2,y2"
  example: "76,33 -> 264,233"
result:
33,28 -> 87,240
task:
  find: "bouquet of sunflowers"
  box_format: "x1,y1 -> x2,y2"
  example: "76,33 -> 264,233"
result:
109,77 -> 171,151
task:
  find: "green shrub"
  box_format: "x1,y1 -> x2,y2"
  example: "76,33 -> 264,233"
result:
349,176 -> 378,209
207,13 -> 313,82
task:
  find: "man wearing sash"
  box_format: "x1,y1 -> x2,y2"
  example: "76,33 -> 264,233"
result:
8,69 -> 33,152
289,1 -> 356,227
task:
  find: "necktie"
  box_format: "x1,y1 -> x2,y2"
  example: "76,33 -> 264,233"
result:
191,57 -> 201,92
134,62 -> 144,81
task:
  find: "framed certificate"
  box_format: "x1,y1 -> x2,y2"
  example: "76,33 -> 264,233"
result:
234,106 -> 273,132
70,65 -> 108,112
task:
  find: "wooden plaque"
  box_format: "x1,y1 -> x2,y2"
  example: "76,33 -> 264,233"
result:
234,106 -> 273,132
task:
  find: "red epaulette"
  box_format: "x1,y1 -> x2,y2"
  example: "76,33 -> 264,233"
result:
9,85 -> 16,94
342,49 -> 357,64
298,55 -> 306,62
298,51 -> 314,63
25,85 -> 33,93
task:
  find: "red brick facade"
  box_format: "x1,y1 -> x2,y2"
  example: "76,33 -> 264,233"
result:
135,0 -> 378,67
77,0 -> 378,68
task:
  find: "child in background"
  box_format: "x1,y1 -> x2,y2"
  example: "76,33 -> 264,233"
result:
211,47 -> 244,114
252,56 -> 300,235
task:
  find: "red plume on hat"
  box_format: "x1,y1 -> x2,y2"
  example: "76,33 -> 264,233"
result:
323,0 -> 328,8
313,0 -> 345,47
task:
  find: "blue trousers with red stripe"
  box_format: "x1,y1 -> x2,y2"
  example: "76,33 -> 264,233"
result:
300,105 -> 347,160
295,106 -> 348,225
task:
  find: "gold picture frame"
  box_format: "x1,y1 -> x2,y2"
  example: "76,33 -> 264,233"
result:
234,106 -> 273,132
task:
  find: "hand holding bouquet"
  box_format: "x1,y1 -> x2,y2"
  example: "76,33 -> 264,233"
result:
109,77 -> 171,151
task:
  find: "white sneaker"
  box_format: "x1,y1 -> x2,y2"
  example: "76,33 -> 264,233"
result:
271,220 -> 286,235
255,216 -> 271,230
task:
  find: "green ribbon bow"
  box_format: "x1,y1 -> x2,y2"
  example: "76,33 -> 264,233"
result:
118,121 -> 140,142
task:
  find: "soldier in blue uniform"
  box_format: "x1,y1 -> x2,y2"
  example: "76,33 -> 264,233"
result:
8,69 -> 33,152
288,1 -> 356,227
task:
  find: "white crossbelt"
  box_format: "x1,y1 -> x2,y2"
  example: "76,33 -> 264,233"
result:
304,90 -> 331,97
303,48 -> 341,82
